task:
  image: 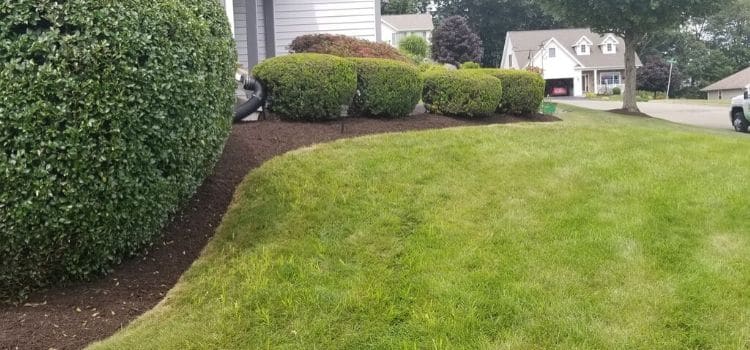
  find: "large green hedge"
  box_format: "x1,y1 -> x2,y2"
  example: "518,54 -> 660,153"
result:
349,58 -> 422,118
253,53 -> 357,121
422,70 -> 503,118
0,0 -> 236,301
475,69 -> 545,115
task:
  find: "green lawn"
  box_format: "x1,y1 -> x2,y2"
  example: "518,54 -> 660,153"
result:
90,107 -> 750,349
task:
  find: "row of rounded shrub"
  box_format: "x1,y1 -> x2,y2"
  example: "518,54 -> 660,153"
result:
253,53 -> 422,120
252,53 -> 545,120
1,0 -> 236,302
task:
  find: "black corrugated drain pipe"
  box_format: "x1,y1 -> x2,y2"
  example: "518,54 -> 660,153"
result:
233,74 -> 266,123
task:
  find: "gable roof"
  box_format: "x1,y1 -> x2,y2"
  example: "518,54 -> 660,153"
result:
381,14 -> 434,32
507,28 -> 642,69
530,37 -> 585,67
574,36 -> 593,46
701,66 -> 750,91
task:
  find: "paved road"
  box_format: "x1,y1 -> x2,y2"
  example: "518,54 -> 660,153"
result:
551,98 -> 732,130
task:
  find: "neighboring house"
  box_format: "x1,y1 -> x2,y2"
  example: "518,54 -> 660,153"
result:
701,66 -> 750,100
220,0 -> 382,68
380,14 -> 434,47
501,28 -> 642,97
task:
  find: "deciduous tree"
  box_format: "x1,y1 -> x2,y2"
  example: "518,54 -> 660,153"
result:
431,16 -> 483,66
636,56 -> 682,96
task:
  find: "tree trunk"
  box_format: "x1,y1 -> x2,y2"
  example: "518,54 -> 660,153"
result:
622,34 -> 639,113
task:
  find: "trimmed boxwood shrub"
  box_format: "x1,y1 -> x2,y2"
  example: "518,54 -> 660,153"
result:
422,70 -> 503,118
349,58 -> 422,118
289,34 -> 410,63
0,0 -> 236,301
253,53 -> 357,121
475,69 -> 545,115
418,62 -> 449,75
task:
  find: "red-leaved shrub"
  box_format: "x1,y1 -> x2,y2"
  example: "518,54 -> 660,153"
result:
290,34 -> 410,63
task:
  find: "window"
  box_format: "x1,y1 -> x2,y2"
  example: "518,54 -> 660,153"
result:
508,54 -> 513,67
549,47 -> 556,58
580,45 -> 587,54
600,72 -> 621,85
606,43 -> 613,52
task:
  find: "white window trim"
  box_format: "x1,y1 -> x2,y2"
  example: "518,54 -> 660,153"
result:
600,71 -> 622,85
600,34 -> 619,54
577,45 -> 590,55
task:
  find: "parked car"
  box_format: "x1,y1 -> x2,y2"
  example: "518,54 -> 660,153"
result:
730,84 -> 750,133
550,87 -> 568,96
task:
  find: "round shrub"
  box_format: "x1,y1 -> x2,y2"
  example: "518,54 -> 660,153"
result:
460,62 -> 481,69
0,0 -> 236,301
475,69 -> 545,115
253,53 -> 357,121
349,58 -> 422,118
289,34 -> 410,63
419,62 -> 449,75
422,70 -> 503,118
612,87 -> 622,95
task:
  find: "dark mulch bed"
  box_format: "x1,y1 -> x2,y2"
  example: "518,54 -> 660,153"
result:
0,113 -> 558,350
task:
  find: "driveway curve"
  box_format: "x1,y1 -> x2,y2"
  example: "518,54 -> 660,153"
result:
552,98 -> 732,131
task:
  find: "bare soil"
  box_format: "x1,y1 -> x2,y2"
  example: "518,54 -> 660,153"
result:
0,113 -> 558,350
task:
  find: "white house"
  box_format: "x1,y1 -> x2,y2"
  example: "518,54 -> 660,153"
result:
220,0 -> 382,69
380,14 -> 434,47
501,28 -> 642,97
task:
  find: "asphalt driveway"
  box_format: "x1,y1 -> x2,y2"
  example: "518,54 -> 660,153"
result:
552,98 -> 732,130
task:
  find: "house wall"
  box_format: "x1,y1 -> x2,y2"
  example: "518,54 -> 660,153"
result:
224,0 -> 379,68
707,89 -> 743,100
381,23 -> 396,46
531,40 -> 583,96
273,0 -> 378,55
233,0 -> 249,67
596,69 -> 625,95
389,30 -> 431,47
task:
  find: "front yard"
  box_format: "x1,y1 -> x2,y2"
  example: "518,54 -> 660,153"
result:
91,107 -> 750,349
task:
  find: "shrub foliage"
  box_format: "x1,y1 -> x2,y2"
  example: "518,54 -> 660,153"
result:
349,58 -> 422,118
0,0 -> 236,301
461,62 -> 481,69
432,16 -> 483,66
398,35 -> 429,62
422,70 -> 503,117
290,34 -> 410,62
475,69 -> 545,115
253,53 -> 357,120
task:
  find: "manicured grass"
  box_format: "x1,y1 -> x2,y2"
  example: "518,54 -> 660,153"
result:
90,107 -> 750,349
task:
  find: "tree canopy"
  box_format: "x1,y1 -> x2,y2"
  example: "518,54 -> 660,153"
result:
430,0 -> 562,66
380,0 -> 430,15
639,0 -> 750,97
637,55 -> 682,95
431,16 -> 483,66
536,0 -> 729,111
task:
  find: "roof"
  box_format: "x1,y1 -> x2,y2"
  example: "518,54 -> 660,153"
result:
507,28 -> 642,69
701,66 -> 750,91
381,14 -> 434,32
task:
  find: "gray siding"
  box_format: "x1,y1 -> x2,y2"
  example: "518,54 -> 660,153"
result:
257,1 -> 266,61
708,89 -> 743,100
273,0 -> 377,55
233,0 -> 249,67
